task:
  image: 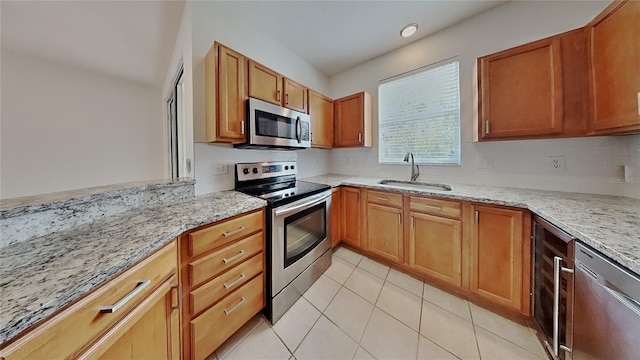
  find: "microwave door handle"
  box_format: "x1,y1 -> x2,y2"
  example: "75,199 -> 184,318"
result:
295,117 -> 301,143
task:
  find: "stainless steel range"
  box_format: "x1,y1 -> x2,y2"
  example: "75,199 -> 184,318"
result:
235,161 -> 332,323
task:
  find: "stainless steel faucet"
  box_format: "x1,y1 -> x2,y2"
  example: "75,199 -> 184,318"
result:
404,152 -> 420,181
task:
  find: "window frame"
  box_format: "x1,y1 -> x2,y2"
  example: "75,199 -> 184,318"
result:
377,57 -> 461,166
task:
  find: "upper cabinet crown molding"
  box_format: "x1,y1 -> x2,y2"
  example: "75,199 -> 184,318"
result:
587,0 -> 640,134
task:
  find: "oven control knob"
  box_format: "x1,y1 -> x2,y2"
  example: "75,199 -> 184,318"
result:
285,166 -> 289,170
291,165 -> 295,170
242,168 -> 249,175
252,167 -> 258,174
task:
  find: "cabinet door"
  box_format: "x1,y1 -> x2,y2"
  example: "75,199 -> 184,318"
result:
588,0 -> 640,133
78,275 -> 180,360
470,206 -> 524,311
331,188 -> 341,247
409,212 -> 462,286
283,78 -> 308,113
216,44 -> 247,142
248,60 -> 282,105
334,92 -> 371,147
366,204 -> 403,263
478,37 -> 563,139
341,187 -> 361,248
308,90 -> 334,148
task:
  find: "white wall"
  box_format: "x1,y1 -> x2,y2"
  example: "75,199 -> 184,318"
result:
189,1 -> 331,195
329,0 -> 640,198
0,50 -> 166,198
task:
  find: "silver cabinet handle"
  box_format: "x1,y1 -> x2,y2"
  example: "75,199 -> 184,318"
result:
410,216 -> 414,228
358,132 -> 362,143
224,297 -> 246,315
398,213 -> 401,225
240,120 -> 245,135
100,279 -> 151,313
223,226 -> 245,237
553,256 -> 574,356
277,90 -> 281,102
223,250 -> 245,264
223,273 -> 246,290
474,210 -> 479,224
376,197 -> 390,202
285,93 -> 289,104
171,283 -> 182,310
637,92 -> 639,116
485,120 -> 490,134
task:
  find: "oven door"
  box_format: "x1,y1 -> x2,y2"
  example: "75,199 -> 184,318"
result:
271,190 -> 331,295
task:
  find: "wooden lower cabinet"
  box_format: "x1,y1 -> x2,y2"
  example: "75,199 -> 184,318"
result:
366,203 -> 403,263
469,205 -> 528,312
78,275 -> 180,360
341,187 -> 362,248
330,187 -> 342,247
180,209 -> 266,360
409,212 -> 462,286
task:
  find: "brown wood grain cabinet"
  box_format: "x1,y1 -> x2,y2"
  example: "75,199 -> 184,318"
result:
341,187 -> 362,248
334,92 -> 372,147
477,28 -> 589,140
179,209 -> 265,360
204,42 -> 248,143
283,78 -> 308,113
408,196 -> 462,287
330,187 -> 342,247
0,241 -> 179,360
248,59 -> 282,105
365,190 -> 404,263
469,205 -> 528,312
588,0 -> 640,134
308,90 -> 334,148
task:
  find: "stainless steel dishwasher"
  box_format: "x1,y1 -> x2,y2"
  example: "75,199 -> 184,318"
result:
573,242 -> 640,359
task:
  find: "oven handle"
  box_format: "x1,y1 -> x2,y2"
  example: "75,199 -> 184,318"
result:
274,192 -> 330,217
552,256 -> 574,357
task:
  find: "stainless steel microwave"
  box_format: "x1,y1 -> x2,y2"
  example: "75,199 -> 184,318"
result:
234,97 -> 311,149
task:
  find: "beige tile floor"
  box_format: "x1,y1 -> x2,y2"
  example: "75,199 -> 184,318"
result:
208,247 -> 548,360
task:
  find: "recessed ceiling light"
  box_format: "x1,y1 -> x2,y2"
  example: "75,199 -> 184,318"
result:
400,23 -> 418,38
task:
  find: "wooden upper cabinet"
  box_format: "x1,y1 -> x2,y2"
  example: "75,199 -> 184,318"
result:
588,0 -> 640,134
205,42 -> 247,143
477,28 -> 589,140
470,205 -> 525,311
334,92 -> 372,147
283,78 -> 308,113
248,60 -> 282,105
308,90 -> 334,148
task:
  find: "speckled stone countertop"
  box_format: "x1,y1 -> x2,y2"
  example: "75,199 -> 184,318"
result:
304,175 -> 640,276
0,191 -> 266,345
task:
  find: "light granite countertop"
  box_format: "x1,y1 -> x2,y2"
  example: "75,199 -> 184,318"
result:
304,175 -> 640,276
0,191 -> 266,345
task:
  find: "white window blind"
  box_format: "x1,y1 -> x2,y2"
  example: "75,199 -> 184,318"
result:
378,58 -> 460,165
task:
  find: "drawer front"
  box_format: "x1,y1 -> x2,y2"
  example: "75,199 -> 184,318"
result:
410,196 -> 461,219
189,209 -> 263,257
0,241 -> 177,360
190,274 -> 265,360
367,190 -> 403,208
190,252 -> 264,316
189,232 -> 263,288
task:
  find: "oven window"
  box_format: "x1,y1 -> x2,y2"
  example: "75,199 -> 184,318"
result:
284,202 -> 326,268
255,110 -> 296,139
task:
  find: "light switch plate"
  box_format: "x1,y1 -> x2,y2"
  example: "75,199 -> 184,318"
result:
213,163 -> 228,175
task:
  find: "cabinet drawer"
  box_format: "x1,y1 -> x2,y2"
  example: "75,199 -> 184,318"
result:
189,232 -> 263,288
189,210 -> 263,257
190,274 -> 265,360
0,241 -> 177,360
410,197 -> 461,219
190,252 -> 263,316
367,190 -> 403,208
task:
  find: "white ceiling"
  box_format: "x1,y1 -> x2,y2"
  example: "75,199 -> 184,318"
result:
1,0 -> 506,86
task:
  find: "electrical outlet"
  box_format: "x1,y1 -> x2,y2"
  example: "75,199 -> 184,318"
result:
547,156 -> 566,172
476,156 -> 493,169
213,163 -> 228,175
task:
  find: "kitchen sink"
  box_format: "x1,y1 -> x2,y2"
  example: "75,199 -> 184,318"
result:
378,180 -> 452,192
